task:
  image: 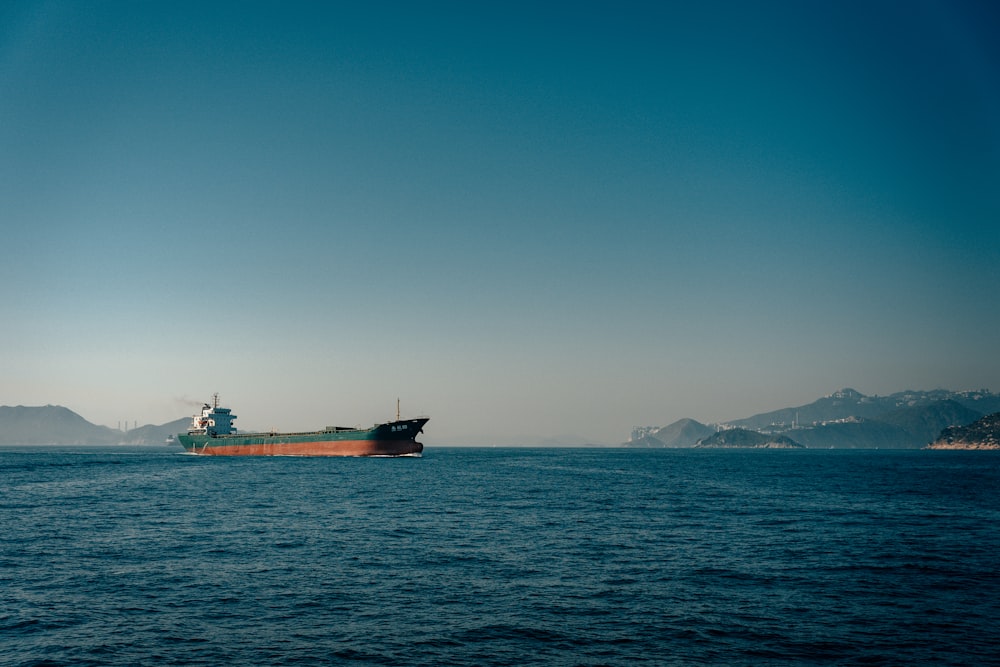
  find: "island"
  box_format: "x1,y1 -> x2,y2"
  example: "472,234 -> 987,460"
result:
927,412 -> 1000,450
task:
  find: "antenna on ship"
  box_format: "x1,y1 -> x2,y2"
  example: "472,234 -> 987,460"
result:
396,398 -> 400,422
213,392 -> 220,409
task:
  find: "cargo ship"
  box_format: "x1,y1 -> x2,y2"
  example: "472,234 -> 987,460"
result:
177,395 -> 426,456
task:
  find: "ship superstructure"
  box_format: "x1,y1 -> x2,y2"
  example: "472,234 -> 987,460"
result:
188,394 -> 238,436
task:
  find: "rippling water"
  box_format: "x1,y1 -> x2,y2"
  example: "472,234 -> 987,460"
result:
2,447 -> 998,666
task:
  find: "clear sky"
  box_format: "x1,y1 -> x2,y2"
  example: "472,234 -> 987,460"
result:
2,1 -> 998,444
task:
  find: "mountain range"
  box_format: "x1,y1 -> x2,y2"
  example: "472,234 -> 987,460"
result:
0,405 -> 188,446
625,388 -> 1000,449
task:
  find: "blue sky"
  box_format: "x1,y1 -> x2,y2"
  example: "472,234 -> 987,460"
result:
2,1 -> 998,444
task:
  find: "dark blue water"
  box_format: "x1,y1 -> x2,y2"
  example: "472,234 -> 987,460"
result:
2,447 -> 998,666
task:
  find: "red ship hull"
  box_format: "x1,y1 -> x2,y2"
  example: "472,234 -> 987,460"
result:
183,439 -> 423,457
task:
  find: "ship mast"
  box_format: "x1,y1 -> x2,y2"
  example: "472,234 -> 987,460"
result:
396,398 -> 400,421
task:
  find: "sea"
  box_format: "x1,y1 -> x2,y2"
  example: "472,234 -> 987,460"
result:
1,446 -> 998,667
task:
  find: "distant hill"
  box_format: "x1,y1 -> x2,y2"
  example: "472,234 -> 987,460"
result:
625,418 -> 714,448
0,405 -> 119,445
118,418 -> 191,445
0,405 -> 185,445
876,400 -> 984,445
728,388 -> 999,432
783,418 -> 913,449
784,400 -> 985,449
695,428 -> 803,449
727,388 -> 881,430
630,388 -> 997,449
928,412 -> 1000,450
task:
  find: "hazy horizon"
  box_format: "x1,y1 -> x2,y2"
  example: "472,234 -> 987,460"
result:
3,2 -> 998,445
4,385 -> 995,448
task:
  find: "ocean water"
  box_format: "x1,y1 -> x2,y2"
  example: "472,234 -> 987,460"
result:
1,447 -> 998,666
